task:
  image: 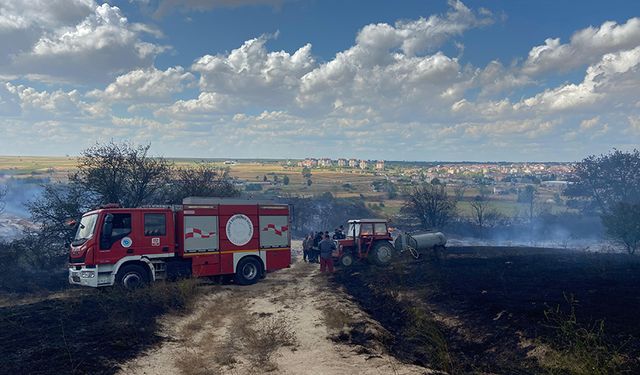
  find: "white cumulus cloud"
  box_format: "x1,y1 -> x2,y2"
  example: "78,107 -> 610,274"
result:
89,66 -> 194,102
523,17 -> 640,76
0,2 -> 168,83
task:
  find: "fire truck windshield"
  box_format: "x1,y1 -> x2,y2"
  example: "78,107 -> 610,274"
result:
72,213 -> 98,245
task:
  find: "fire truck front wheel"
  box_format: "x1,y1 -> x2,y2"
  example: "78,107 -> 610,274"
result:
116,264 -> 150,289
235,257 -> 263,285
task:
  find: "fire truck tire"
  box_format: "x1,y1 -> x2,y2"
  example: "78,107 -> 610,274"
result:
370,242 -> 394,266
116,264 -> 150,289
235,257 -> 262,285
339,253 -> 354,267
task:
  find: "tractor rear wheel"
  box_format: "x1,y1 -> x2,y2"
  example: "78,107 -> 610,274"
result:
370,242 -> 394,266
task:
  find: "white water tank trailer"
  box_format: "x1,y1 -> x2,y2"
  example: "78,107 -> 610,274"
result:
394,231 -> 447,258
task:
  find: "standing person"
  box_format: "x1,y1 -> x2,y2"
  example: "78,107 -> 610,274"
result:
338,225 -> 346,239
302,232 -> 313,262
318,234 -> 336,273
312,231 -> 323,263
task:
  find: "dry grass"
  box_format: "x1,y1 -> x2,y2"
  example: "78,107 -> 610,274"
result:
538,295 -> 627,375
175,291 -> 297,375
225,313 -> 298,372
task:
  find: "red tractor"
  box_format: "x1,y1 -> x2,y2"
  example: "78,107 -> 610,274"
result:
332,219 -> 396,267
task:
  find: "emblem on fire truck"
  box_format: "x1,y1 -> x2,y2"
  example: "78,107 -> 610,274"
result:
226,214 -> 253,246
121,237 -> 132,248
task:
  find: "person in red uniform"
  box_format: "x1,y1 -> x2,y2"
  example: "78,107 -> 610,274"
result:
318,234 -> 336,273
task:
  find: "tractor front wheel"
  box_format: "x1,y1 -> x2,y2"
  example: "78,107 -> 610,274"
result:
339,253 -> 354,267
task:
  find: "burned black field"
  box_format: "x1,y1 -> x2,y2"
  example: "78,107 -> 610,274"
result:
334,246 -> 640,374
0,280 -> 200,375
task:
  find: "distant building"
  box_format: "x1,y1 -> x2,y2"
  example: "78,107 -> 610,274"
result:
319,158 -> 333,167
337,158 -> 347,167
375,160 -> 385,170
359,160 -> 368,170
302,158 -> 318,168
348,159 -> 358,168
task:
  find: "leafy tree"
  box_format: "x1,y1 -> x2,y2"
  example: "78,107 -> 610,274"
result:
25,182 -> 93,266
263,175 -> 268,182
470,195 -> 490,230
430,177 -> 441,185
307,179 -> 313,187
601,203 -> 640,254
403,184 -> 457,230
569,149 -> 640,254
518,185 -> 537,222
282,175 -> 290,185
167,163 -> 239,203
567,149 -> 640,213
71,141 -> 172,207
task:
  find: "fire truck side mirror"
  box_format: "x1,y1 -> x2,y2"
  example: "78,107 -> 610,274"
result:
100,214 -> 114,250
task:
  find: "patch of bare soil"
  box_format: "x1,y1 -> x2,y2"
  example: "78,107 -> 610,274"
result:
118,261 -> 433,375
333,246 -> 640,374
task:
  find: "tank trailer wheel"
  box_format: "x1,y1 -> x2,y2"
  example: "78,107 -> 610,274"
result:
433,245 -> 447,261
235,257 -> 262,285
116,264 -> 150,289
339,253 -> 354,268
370,242 -> 395,266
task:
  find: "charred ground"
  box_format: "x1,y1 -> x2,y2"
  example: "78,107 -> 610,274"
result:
0,280 -> 201,375
333,246 -> 640,374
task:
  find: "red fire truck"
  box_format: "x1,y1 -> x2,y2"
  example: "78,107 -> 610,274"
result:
68,197 -> 291,288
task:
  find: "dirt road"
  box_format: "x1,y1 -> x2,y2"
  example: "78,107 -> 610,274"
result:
118,260 -> 431,375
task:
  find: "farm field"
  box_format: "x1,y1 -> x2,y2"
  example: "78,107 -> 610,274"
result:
0,156 -> 569,221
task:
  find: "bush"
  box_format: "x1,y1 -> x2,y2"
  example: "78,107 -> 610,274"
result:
540,295 -> 626,375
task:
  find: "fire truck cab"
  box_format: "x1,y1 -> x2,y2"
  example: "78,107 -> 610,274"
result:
68,198 -> 291,288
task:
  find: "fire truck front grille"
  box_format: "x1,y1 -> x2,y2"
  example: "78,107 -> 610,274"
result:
69,254 -> 85,264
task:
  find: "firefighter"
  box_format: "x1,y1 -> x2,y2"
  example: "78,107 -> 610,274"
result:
318,233 -> 336,273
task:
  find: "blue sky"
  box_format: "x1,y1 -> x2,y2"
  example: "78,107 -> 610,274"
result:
0,0 -> 639,161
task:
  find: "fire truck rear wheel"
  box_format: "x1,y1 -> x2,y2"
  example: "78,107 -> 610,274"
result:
370,242 -> 394,266
116,264 -> 150,289
235,257 -> 262,285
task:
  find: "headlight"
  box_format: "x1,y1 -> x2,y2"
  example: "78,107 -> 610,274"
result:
80,271 -> 95,278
